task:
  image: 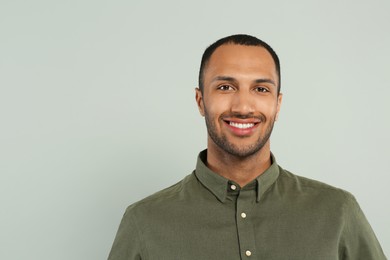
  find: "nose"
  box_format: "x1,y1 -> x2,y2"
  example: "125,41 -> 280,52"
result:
231,89 -> 255,115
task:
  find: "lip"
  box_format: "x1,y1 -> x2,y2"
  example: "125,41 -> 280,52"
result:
223,118 -> 261,124
223,119 -> 260,136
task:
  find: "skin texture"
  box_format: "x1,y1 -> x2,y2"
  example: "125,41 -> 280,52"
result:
196,44 -> 283,187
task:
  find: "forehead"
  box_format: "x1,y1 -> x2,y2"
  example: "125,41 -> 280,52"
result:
204,44 -> 277,84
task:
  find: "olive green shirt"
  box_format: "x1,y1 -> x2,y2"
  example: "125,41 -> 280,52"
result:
108,150 -> 386,260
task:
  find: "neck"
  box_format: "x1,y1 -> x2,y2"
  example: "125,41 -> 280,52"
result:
206,140 -> 272,187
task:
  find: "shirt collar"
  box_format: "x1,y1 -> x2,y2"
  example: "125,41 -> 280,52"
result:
195,149 -> 280,203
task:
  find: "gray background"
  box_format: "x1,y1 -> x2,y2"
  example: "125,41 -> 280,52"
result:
1,0 -> 389,259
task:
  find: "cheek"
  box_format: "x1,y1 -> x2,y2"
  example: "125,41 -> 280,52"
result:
255,101 -> 279,118
204,97 -> 231,119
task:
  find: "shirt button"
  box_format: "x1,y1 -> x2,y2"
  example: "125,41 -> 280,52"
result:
245,250 -> 252,256
230,184 -> 237,190
241,212 -> 247,218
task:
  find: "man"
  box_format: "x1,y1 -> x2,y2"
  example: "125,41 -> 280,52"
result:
108,34 -> 386,259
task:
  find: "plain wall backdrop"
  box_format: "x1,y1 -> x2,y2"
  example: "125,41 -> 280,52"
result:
1,0 -> 389,259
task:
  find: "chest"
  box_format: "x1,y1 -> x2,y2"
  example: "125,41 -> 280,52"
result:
140,193 -> 342,259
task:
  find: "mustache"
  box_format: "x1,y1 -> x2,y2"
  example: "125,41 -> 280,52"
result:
220,112 -> 266,121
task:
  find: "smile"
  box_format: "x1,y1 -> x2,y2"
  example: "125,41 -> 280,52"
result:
229,122 -> 255,129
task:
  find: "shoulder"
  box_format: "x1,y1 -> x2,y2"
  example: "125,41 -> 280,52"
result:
276,166 -> 356,207
124,172 -> 196,217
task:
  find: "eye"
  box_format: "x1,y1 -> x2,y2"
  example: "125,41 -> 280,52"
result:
254,86 -> 269,93
217,85 -> 234,91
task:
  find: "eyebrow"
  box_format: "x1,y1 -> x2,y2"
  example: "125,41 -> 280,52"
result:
212,76 -> 276,86
212,76 -> 237,84
254,78 -> 276,86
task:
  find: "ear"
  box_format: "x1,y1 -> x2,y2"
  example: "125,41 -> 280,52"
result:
275,93 -> 283,121
195,88 -> 205,117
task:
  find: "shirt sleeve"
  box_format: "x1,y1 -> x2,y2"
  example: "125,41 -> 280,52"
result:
340,194 -> 387,260
108,207 -> 144,260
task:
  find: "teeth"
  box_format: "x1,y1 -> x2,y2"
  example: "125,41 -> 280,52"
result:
229,122 -> 255,129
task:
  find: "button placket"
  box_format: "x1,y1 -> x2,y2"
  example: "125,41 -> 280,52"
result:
236,189 -> 257,259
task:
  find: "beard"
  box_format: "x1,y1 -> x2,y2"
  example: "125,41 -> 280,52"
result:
204,108 -> 275,158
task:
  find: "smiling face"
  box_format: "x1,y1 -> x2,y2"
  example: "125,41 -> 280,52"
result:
196,44 -> 282,158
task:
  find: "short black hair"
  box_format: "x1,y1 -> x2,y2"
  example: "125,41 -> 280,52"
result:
198,34 -> 281,94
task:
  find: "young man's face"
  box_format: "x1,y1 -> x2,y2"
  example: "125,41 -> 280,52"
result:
196,44 -> 282,157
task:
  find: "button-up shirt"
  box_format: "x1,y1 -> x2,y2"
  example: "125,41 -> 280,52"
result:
108,150 -> 386,259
